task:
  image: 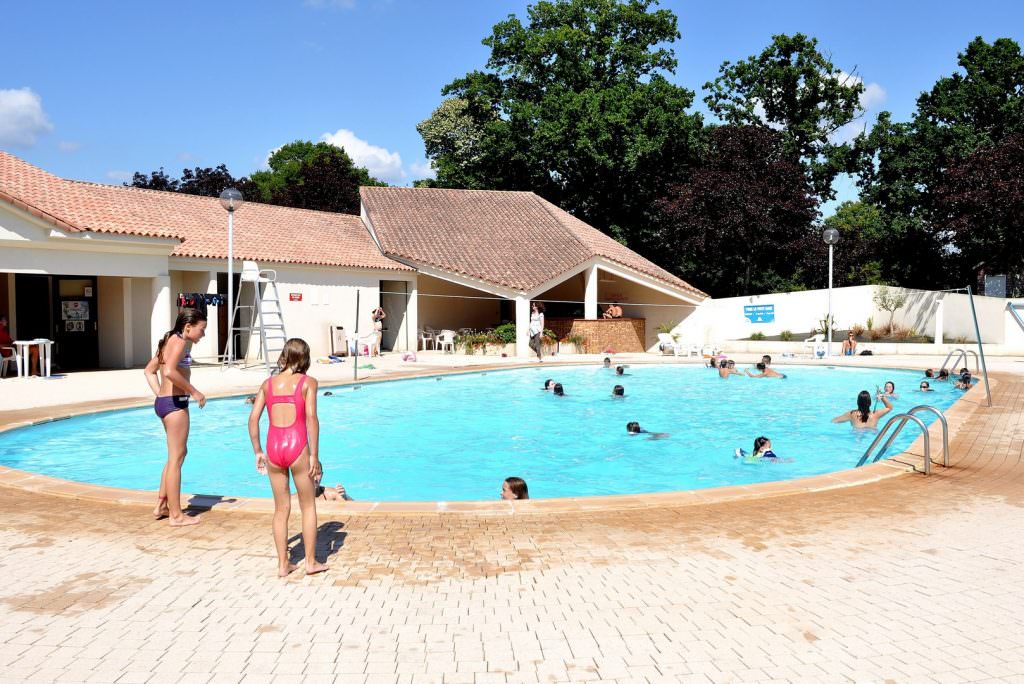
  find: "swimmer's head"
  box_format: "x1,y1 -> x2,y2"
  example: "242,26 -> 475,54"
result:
612,385 -> 624,397
727,360 -> 736,368
323,391 -> 333,396
553,383 -> 565,396
959,367 -> 969,376
753,435 -> 771,453
543,378 -> 554,390
244,395 -> 256,404
278,338 -> 311,374
756,362 -> 766,371
603,357 -> 611,367
158,308 -> 208,361
626,421 -> 641,434
925,369 -> 935,378
615,365 -> 624,375
938,369 -> 950,380
920,381 -> 930,390
884,381 -> 895,394
501,476 -> 529,500
761,355 -> 772,365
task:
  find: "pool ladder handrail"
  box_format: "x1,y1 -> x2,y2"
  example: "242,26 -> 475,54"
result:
856,405 -> 949,475
939,348 -> 979,373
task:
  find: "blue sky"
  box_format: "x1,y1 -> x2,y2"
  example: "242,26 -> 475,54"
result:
2,1 -> 1021,215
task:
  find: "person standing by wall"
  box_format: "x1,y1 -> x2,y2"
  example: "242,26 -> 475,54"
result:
371,306 -> 386,357
528,302 -> 545,362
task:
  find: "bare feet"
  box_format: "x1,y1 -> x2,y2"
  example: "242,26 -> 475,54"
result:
305,561 -> 329,575
168,514 -> 201,527
278,563 -> 299,578
153,496 -> 169,520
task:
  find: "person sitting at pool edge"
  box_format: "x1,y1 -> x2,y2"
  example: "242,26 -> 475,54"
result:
842,332 -> 858,356
612,385 -> 625,397
626,421 -> 668,439
501,476 -> 529,500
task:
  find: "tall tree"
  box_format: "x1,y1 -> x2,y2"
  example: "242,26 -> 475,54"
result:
933,133 -> 1024,282
419,0 -> 703,251
654,125 -> 818,297
128,164 -> 252,197
704,33 -> 865,201
248,141 -> 386,214
856,36 -> 1024,288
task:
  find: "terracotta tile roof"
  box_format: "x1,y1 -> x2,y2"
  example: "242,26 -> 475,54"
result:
0,151 -> 410,271
361,186 -> 707,297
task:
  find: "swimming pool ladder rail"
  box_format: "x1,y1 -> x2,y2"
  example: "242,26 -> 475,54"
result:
939,348 -> 979,373
856,405 -> 948,475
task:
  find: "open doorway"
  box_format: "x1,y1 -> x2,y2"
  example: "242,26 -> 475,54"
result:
14,274 -> 99,371
380,280 -> 408,352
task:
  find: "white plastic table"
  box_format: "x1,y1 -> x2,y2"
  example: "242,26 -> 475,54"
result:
13,339 -> 53,377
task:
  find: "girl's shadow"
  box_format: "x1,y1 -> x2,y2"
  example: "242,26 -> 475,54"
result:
288,521 -> 346,564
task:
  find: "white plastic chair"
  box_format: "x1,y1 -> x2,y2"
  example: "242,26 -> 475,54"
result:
241,260 -> 277,284
0,348 -> 12,377
418,328 -> 435,351
804,333 -> 825,357
656,333 -> 678,356
436,330 -> 456,353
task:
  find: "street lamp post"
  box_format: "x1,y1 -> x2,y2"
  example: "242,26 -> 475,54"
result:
822,228 -> 840,357
219,188 -> 244,364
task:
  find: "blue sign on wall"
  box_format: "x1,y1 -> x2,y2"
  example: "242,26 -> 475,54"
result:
744,304 -> 775,324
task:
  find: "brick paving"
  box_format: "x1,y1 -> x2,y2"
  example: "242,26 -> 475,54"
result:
1,364 -> 1023,682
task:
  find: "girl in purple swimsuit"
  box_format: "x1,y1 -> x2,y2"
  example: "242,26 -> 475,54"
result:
247,338 -> 328,578
144,309 -> 207,527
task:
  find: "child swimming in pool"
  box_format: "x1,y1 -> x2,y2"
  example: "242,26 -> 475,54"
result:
735,436 -> 778,460
247,338 -> 329,578
626,421 -> 669,439
500,476 -> 529,500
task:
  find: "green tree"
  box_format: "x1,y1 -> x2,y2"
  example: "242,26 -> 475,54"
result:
704,33 -> 865,201
818,201 -> 890,286
128,164 -> 254,197
856,37 -> 1024,287
248,141 -> 386,214
420,0 -> 703,252
654,125 -> 818,297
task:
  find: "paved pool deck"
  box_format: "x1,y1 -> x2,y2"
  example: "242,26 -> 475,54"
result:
1,352 -> 1023,682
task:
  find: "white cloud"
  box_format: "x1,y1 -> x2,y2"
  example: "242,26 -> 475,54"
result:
321,128 -> 404,181
833,71 -> 886,110
58,141 -> 80,153
106,170 -> 132,183
0,87 -> 54,147
177,152 -> 196,162
409,160 -> 436,180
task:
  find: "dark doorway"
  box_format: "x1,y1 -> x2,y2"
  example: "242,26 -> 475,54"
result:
216,272 -> 241,361
14,274 -> 99,371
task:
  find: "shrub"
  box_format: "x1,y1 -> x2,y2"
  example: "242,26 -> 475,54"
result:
891,325 -> 915,340
748,331 -> 766,341
561,333 -> 586,350
817,313 -> 836,336
850,323 -> 866,338
780,330 -> 793,341
873,286 -> 908,328
656,321 -> 677,334
455,330 -> 491,354
491,323 -> 516,345
541,329 -> 558,347
866,316 -> 874,331
867,328 -> 887,341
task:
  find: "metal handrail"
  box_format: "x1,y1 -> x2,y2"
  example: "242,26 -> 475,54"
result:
939,348 -> 979,373
857,413 -> 932,475
906,405 -> 949,467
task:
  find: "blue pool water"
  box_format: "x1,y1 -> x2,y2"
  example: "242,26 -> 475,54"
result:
0,365 -> 965,501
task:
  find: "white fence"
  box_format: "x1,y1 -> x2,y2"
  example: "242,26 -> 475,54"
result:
671,285 -> 1024,354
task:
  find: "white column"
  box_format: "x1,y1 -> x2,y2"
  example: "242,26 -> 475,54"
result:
514,295 -> 530,358
150,275 -> 172,355
934,299 -> 944,346
121,279 -> 134,368
584,264 -> 599,319
406,278 -> 418,353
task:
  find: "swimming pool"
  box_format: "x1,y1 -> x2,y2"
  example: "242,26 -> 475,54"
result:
0,365 -> 964,502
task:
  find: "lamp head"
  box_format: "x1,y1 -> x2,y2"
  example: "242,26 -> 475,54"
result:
219,187 -> 244,213
822,227 -> 840,245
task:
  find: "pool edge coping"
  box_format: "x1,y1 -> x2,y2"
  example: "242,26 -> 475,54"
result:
0,360 -> 994,516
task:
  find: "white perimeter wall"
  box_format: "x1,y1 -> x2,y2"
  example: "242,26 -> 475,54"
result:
672,285 -> 1024,351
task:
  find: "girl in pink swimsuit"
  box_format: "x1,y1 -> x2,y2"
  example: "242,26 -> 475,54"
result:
247,338 -> 328,578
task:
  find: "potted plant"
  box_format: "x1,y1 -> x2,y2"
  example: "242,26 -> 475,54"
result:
560,333 -> 586,354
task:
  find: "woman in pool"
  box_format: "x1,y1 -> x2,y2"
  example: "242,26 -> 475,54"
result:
500,477 -> 529,500
602,357 -> 612,369
879,381 -> 898,399
955,372 -> 973,390
144,309 -> 207,527
832,390 -> 893,429
247,338 -> 328,578
626,421 -> 669,439
612,385 -> 625,397
541,378 -> 555,390
552,383 -> 565,396
919,380 -> 934,392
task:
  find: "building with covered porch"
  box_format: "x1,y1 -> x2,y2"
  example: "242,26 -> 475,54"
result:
0,151 -> 706,373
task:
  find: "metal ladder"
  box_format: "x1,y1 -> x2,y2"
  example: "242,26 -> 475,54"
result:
856,405 -> 949,475
224,264 -> 287,376
939,348 -> 979,373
